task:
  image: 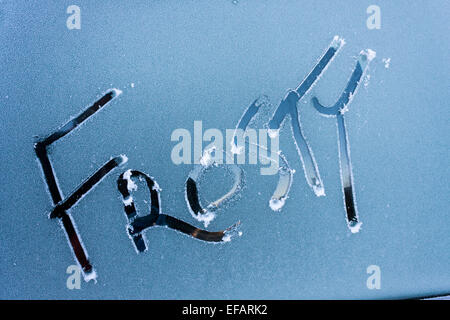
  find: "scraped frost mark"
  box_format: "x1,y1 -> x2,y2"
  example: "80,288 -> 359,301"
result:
269,155 -> 294,212
39,89 -> 122,147
267,36 -> 344,197
230,95 -> 270,154
50,155 -> 128,218
34,89 -> 123,282
123,196 -> 133,206
209,164 -> 243,209
123,169 -> 138,191
254,142 -> 294,212
118,170 -> 240,253
186,147 -> 244,228
56,215 -> 97,283
311,49 -> 375,233
232,95 -> 295,212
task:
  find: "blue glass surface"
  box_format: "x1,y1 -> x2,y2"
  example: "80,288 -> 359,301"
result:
0,0 -> 449,299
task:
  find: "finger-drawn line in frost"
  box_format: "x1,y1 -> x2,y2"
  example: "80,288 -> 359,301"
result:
34,36 -> 375,282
